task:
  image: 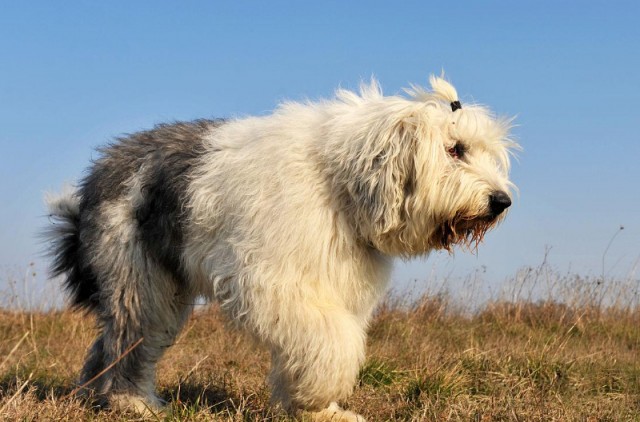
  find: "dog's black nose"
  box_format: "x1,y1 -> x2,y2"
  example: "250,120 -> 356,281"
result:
489,191 -> 511,217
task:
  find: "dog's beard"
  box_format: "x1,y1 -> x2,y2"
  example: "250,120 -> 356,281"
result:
436,214 -> 500,252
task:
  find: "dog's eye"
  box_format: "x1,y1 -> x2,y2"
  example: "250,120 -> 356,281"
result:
447,142 -> 466,159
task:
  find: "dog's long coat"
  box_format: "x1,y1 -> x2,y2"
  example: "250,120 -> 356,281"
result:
45,76 -> 516,420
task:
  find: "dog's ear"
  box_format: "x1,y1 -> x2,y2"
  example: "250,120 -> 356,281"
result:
349,115 -> 417,250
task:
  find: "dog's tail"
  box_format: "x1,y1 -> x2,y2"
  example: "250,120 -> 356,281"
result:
43,187 -> 100,311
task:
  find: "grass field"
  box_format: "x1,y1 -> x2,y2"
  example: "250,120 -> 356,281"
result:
1,263 -> 639,421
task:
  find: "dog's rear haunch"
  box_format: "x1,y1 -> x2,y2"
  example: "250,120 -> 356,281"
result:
44,76 -> 516,421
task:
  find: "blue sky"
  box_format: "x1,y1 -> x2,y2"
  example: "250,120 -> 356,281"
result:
1,1 -> 639,297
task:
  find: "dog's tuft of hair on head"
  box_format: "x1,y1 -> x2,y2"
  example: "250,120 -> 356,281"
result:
428,74 -> 459,104
404,74 -> 459,105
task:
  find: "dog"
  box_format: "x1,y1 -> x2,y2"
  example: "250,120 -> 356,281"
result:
44,75 -> 516,421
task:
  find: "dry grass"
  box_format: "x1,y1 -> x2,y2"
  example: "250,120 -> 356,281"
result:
1,264 -> 639,421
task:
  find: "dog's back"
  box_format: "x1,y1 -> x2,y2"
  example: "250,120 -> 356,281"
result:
46,120 -> 220,308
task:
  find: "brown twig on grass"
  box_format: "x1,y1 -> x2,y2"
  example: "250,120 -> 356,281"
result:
63,337 -> 144,400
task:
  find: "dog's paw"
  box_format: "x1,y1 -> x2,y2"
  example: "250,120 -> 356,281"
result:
308,402 -> 366,422
109,393 -> 166,416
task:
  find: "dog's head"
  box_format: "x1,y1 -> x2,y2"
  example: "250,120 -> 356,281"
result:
322,75 -> 518,256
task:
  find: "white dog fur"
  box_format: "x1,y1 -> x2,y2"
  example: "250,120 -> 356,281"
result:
45,75 -> 516,420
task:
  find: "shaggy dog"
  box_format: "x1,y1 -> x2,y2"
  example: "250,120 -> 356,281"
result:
44,76 -> 516,421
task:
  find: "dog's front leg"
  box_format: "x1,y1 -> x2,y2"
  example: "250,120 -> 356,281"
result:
265,305 -> 367,420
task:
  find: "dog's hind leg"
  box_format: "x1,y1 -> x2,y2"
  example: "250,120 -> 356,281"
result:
85,267 -> 193,413
77,202 -> 194,413
75,336 -> 107,403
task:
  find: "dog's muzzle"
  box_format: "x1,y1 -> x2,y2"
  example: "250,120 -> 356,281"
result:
488,191 -> 512,219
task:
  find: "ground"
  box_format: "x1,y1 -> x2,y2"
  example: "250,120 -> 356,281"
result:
1,269 -> 639,421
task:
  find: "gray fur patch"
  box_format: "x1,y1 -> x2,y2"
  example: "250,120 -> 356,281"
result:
80,119 -> 223,285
